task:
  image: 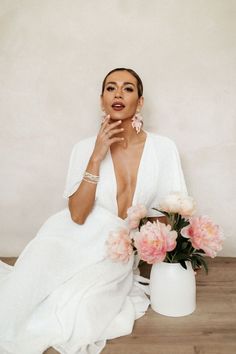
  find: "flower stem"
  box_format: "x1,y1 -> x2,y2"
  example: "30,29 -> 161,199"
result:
165,254 -> 172,263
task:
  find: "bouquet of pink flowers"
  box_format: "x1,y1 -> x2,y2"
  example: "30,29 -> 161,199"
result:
106,192 -> 224,272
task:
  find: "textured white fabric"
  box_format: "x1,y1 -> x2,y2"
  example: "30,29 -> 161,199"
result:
0,132 -> 187,354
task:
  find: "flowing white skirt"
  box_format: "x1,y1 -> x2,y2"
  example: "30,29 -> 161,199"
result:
0,206 -> 149,354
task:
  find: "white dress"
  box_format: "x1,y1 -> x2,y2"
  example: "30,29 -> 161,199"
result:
0,132 -> 187,354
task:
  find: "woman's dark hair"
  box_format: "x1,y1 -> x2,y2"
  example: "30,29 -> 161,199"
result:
101,68 -> 143,98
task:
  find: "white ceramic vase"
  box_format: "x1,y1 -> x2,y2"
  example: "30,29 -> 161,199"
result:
150,261 -> 196,317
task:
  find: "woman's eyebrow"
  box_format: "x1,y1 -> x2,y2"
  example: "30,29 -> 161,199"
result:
105,81 -> 135,86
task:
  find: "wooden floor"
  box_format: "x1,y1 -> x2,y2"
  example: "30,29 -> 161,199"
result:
1,257 -> 236,354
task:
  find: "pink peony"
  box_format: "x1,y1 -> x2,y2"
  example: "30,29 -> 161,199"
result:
134,221 -> 177,264
159,192 -> 196,216
127,204 -> 147,230
181,216 -> 224,257
106,228 -> 133,263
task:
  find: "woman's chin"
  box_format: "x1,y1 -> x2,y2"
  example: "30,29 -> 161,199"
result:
109,112 -> 131,121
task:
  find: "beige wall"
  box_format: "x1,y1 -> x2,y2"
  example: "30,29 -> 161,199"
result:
0,0 -> 235,256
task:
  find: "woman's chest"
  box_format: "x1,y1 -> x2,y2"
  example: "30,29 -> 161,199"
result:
113,166 -> 137,219
112,146 -> 144,214
96,135 -> 159,216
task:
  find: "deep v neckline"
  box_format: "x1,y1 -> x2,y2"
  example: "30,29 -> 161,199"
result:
109,132 -> 149,219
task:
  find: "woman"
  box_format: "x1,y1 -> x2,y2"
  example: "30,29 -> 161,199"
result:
0,68 -> 187,354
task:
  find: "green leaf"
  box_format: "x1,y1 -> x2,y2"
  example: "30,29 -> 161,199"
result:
179,219 -> 190,228
192,254 -> 208,274
199,256 -> 208,274
181,242 -> 189,250
151,208 -> 169,217
173,253 -> 189,262
180,260 -> 187,270
191,258 -> 197,270
139,217 -> 149,228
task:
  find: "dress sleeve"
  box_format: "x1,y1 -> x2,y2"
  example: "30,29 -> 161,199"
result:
63,138 -> 95,199
147,138 -> 187,217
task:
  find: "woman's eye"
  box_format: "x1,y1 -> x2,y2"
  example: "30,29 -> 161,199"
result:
106,86 -> 115,91
124,87 -> 134,92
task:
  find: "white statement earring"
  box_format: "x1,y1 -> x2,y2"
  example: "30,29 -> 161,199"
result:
131,111 -> 143,134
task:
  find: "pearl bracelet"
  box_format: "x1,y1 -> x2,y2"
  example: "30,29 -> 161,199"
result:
83,171 -> 99,184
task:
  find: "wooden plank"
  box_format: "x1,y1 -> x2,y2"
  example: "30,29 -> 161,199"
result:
0,257 -> 17,266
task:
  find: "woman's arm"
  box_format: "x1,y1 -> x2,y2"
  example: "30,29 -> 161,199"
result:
68,116 -> 124,224
68,156 -> 100,224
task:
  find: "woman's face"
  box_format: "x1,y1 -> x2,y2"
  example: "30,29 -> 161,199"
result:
101,70 -> 143,121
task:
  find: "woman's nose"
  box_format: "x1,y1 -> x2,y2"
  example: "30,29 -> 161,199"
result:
115,89 -> 123,98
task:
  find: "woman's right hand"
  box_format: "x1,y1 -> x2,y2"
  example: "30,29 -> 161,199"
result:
90,115 -> 124,162
68,115 -> 124,224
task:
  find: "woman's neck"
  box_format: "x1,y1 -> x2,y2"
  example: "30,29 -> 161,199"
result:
110,117 -> 146,148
